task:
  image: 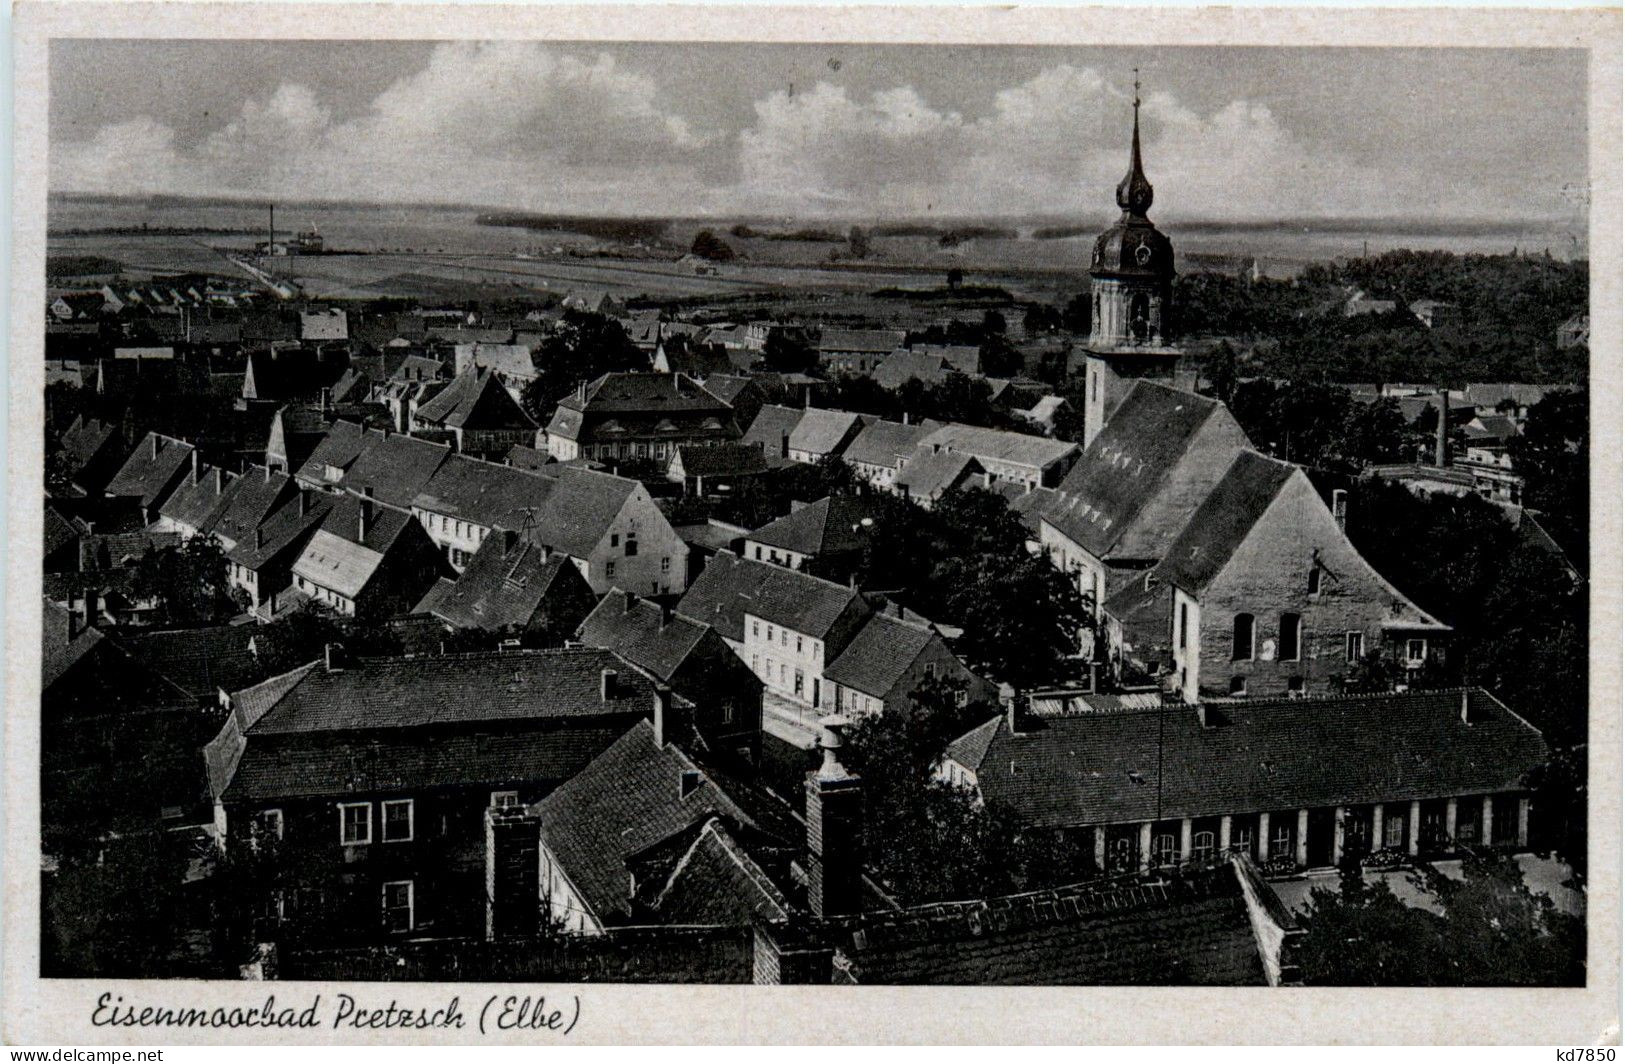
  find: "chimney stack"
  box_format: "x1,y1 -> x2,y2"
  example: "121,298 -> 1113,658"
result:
150,435 -> 160,460
299,488 -> 312,516
83,589 -> 99,630
780,432 -> 790,460
66,592 -> 79,642
805,714 -> 863,918
658,601 -> 674,629
255,526 -> 265,550
652,684 -> 673,746
358,487 -> 373,541
214,467 -> 224,494
600,667 -> 618,702
264,463 -> 273,483
1460,689 -> 1472,724
324,642 -> 345,672
1006,692 -> 1031,735
1435,389 -> 1451,468
191,450 -> 201,484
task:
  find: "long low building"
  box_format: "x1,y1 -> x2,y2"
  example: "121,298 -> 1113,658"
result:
939,687 -> 1547,876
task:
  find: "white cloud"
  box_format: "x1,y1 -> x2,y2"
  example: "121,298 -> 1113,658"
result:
44,53 -> 1481,220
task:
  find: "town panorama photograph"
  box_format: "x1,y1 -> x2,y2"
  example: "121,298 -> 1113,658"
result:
37,36 -> 1593,989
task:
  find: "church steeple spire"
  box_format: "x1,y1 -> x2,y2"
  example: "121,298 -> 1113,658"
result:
1115,69 -> 1154,217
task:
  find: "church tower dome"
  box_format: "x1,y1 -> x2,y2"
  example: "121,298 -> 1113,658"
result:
1088,74 -> 1176,348
1077,72 -> 1188,450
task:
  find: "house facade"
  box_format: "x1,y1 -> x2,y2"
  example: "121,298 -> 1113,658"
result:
544,372 -> 740,463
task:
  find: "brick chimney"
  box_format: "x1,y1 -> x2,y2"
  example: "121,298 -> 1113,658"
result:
805,714 -> 863,918
652,684 -> 674,746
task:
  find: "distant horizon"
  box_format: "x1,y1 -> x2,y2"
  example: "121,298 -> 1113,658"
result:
46,190 -> 1583,237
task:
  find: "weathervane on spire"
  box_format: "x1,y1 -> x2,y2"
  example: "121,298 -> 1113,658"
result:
1115,66 -> 1154,216
1133,67 -> 1141,110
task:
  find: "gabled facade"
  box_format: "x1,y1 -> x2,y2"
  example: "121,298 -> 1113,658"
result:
544,372 -> 740,463
410,453 -> 558,570
1113,451 -> 1449,703
425,529 -> 597,640
824,611 -> 997,720
409,367 -> 538,459
290,492 -> 448,619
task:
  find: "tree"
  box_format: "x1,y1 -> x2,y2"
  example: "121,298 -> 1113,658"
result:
1510,388 -> 1588,563
43,823 -> 196,977
689,229 -> 736,262
762,328 -> 818,374
847,226 -> 870,260
1296,856 -> 1583,986
130,535 -> 248,625
520,310 -> 643,421
945,268 -> 964,291
1061,292 -> 1092,335
842,681 -> 1088,903
935,551 -> 1092,691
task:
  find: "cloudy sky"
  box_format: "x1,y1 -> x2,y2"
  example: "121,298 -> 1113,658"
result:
49,41 -> 1587,222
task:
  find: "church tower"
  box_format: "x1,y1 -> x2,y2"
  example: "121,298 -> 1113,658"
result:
1080,75 -> 1185,447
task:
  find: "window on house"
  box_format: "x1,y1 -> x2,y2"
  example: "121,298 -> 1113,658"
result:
1345,631 -> 1365,665
1308,567 -> 1322,595
1229,676 -> 1247,697
1270,820 -> 1294,860
610,534 -> 619,548
1178,602 -> 1187,647
754,546 -> 763,560
1279,613 -> 1302,662
925,662 -> 938,680
752,621 -> 760,638
382,799 -> 414,842
625,536 -> 638,557
793,669 -> 804,697
381,880 -> 414,934
1287,676 -> 1306,697
1192,830 -> 1216,861
766,625 -> 774,641
1232,614 -> 1254,661
781,630 -> 788,647
606,561 -> 615,578
1232,823 -> 1255,855
661,557 -> 671,572
490,791 -> 520,808
1407,638 -> 1427,665
796,636 -> 803,654
339,802 -> 371,845
1153,831 -> 1177,867
255,809 -> 284,841
1384,808 -> 1406,850
751,655 -> 759,675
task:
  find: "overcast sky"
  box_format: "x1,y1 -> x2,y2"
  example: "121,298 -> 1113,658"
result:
49,41 -> 1588,222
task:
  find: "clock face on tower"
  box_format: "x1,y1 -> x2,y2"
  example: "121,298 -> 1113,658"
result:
1135,242 -> 1153,266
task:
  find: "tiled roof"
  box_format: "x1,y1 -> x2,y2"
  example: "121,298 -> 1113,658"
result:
41,598 -> 108,692
818,327 -> 908,354
114,624 -> 264,700
873,350 -> 948,389
748,496 -> 873,557
213,465 -> 295,545
239,647 -> 658,736
455,343 -> 535,380
577,590 -> 710,683
671,443 -> 771,479
699,375 -> 759,406
430,532 -> 583,631
391,355 -> 448,383
915,423 -> 1077,473
739,405 -> 804,454
329,367 -> 371,405
412,453 -> 557,530
105,433 -> 194,508
1153,451 -> 1296,595
822,613 -> 935,698
530,467 -> 640,560
415,368 -> 536,431
676,550 -> 864,643
651,820 -> 792,926
532,719 -> 785,923
788,408 -> 865,457
58,417 -> 119,473
913,344 -> 982,375
895,447 -> 979,499
291,496 -> 416,598
505,444 -> 554,472
843,419 -> 934,470
223,484 -> 333,570
945,688 -> 1548,829
547,372 -> 736,443
335,429 -> 453,510
44,502 -> 82,559
158,464 -> 243,536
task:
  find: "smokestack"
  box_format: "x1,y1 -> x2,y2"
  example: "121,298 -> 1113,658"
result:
805,715 -> 862,918
652,684 -> 672,746
1435,389 -> 1451,468
600,668 -> 618,701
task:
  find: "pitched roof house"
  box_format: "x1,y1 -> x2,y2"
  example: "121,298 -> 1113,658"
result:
1109,450 -> 1449,703
154,458 -> 243,539
424,528 -> 596,640
410,367 -> 537,459
941,688 -> 1546,872
205,647 -> 659,941
55,416 -> 125,496
912,422 -> 1079,490
544,371 -> 741,463
786,408 -> 868,464
527,467 -> 691,596
576,589 -> 764,763
105,432 -> 197,523
290,492 -> 448,619
743,495 -> 875,571
843,418 -> 935,488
